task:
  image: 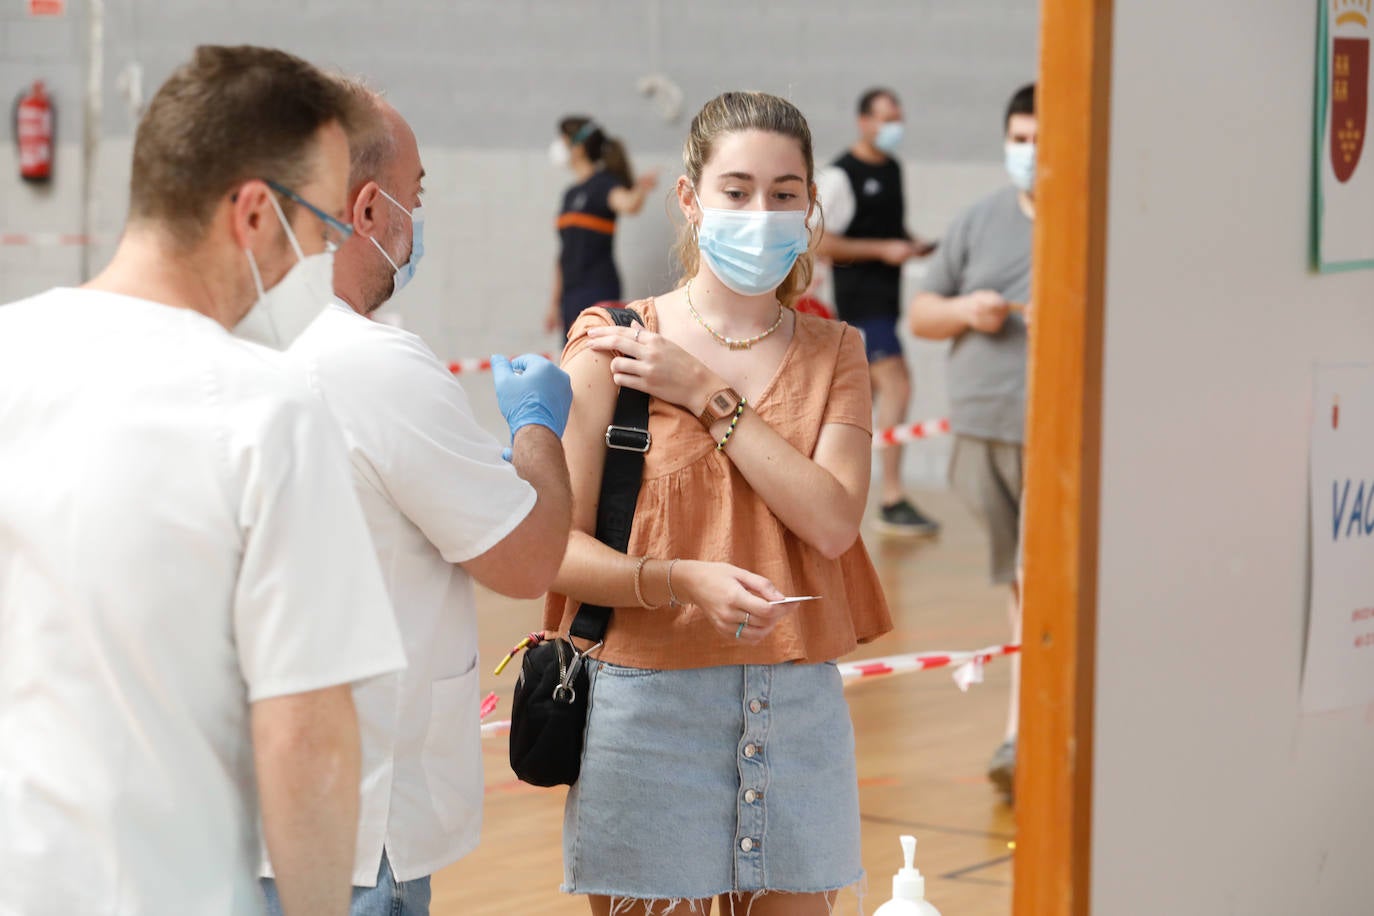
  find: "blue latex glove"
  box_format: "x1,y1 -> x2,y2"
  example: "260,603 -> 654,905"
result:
491,353 -> 573,441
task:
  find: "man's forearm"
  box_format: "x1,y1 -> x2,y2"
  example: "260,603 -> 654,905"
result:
254,687 -> 361,916
909,291 -> 971,341
510,425 -> 573,558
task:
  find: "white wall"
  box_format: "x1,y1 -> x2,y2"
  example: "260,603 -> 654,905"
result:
1092,2 -> 1374,913
0,143 -> 86,304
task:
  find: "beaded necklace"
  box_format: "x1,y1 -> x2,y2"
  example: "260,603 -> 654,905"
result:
686,280 -> 784,351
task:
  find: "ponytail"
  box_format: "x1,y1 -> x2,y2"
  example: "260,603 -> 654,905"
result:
558,114 -> 634,188
599,136 -> 634,188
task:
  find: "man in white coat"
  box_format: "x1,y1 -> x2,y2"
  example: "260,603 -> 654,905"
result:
0,46 -> 406,916
247,84 -> 574,915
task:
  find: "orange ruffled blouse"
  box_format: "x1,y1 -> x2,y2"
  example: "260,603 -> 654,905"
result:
542,299 -> 893,668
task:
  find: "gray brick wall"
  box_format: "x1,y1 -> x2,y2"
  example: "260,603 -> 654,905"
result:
98,0 -> 1038,159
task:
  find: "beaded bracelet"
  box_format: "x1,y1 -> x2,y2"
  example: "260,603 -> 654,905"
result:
715,398 -> 747,452
633,555 -> 661,609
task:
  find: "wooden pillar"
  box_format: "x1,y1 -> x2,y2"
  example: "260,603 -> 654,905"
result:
1014,1 -> 1114,914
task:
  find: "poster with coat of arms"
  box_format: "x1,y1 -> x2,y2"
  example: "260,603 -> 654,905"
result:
1314,0 -> 1374,271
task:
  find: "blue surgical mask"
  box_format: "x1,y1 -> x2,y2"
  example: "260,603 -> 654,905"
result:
370,188 -> 424,295
875,121 -> 905,156
696,194 -> 810,297
1005,142 -> 1036,192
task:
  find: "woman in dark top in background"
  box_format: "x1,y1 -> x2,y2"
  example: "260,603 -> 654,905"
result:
545,116 -> 658,335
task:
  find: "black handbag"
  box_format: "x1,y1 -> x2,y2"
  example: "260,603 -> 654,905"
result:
509,307 -> 650,788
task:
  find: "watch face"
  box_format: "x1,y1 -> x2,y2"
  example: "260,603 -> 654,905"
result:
710,391 -> 737,417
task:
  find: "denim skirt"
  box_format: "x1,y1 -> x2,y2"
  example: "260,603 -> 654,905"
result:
561,660 -> 863,902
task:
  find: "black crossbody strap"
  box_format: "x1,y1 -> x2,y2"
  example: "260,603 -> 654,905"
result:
569,307 -> 650,643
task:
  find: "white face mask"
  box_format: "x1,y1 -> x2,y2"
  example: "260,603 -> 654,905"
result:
548,137 -> 571,169
235,194 -> 336,350
1005,141 -> 1036,193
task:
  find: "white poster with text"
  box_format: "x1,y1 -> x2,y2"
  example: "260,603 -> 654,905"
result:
1304,364 -> 1374,712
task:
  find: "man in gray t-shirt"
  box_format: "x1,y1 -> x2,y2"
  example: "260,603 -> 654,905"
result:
909,82 -> 1036,804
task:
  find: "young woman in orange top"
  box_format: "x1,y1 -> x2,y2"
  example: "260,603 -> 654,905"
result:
545,91 -> 892,916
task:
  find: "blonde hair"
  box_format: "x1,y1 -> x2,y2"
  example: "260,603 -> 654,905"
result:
674,92 -> 821,310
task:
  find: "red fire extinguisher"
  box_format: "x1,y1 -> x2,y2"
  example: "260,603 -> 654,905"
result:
15,80 -> 54,184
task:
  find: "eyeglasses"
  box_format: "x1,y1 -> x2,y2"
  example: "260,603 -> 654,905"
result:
266,179 -> 354,247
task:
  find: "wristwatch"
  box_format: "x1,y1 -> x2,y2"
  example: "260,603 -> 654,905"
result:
698,387 -> 743,429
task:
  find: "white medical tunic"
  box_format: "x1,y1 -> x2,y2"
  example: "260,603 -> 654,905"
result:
0,289 -> 407,916
280,301 -> 536,885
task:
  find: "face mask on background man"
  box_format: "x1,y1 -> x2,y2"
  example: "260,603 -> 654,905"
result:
1005,142 -> 1036,193
874,121 -> 905,156
368,188 -> 425,295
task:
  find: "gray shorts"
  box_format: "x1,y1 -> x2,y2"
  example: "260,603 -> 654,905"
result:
949,434 -> 1024,585
563,660 -> 863,903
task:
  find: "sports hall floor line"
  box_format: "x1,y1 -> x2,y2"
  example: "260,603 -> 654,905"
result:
859,811 -> 1015,842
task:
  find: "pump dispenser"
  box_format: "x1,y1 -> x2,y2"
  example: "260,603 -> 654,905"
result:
873,835 -> 942,916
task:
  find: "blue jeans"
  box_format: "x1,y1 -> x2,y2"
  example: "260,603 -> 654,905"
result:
564,661 -> 862,900
261,850 -> 432,916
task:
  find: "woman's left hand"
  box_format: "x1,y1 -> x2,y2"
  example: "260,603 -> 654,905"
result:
584,324 -> 721,412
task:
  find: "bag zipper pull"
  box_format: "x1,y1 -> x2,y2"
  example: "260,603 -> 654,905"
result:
493,632 -> 545,676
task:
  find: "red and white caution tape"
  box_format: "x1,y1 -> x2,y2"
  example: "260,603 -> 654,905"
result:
1,232 -> 101,247
873,417 -> 951,450
838,643 -> 1020,692
479,692 -> 509,738
481,719 -> 512,739
478,642 -> 1020,739
448,357 -> 496,375
448,353 -> 556,376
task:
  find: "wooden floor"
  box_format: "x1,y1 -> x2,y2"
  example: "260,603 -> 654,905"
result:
435,487 -> 1015,915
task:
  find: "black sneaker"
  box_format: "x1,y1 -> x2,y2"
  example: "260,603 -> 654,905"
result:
874,498 -> 941,537
987,736 -> 1016,802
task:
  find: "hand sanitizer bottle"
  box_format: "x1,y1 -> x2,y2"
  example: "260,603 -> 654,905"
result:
873,835 -> 942,915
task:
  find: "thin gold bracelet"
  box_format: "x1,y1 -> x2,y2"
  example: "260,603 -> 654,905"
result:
716,398 -> 747,452
666,558 -> 684,608
633,555 -> 661,609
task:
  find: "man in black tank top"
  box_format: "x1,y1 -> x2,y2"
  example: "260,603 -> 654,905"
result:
817,88 -> 939,537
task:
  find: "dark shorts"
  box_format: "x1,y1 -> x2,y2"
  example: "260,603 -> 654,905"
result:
853,317 -> 903,364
